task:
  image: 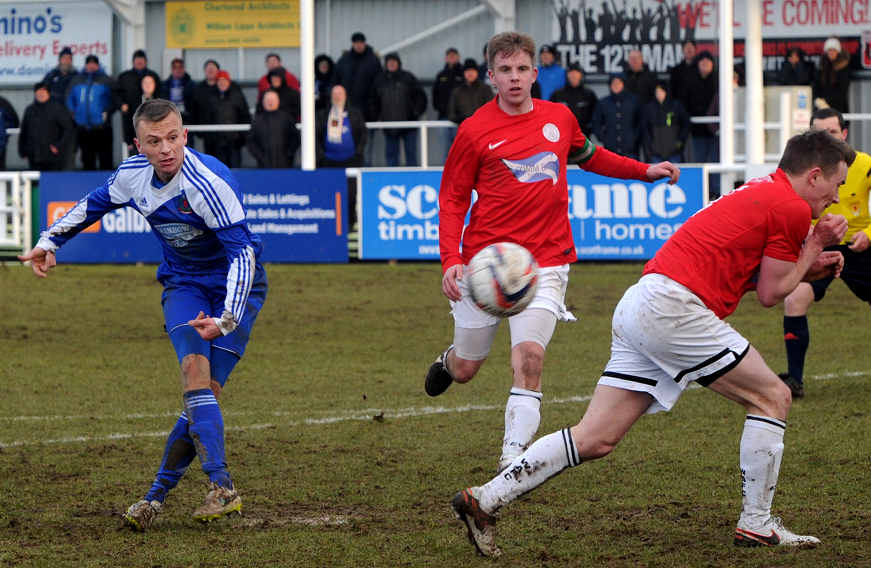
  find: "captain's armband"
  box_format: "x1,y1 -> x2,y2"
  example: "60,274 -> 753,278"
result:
568,138 -> 597,166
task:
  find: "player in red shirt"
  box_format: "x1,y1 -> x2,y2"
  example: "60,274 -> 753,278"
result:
425,31 -> 680,476
450,128 -> 853,557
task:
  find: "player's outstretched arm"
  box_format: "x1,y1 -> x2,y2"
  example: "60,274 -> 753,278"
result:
646,162 -> 681,185
189,311 -> 223,341
442,264 -> 464,302
18,247 -> 56,278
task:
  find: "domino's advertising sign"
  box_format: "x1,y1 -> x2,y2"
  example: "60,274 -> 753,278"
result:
359,167 -> 705,261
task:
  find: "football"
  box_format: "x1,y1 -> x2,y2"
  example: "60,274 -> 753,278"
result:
466,242 -> 539,318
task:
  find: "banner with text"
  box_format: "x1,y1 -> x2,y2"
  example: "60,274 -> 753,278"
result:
551,0 -> 871,75
0,1 -> 112,84
358,168 -> 705,261
40,169 -> 347,263
166,0 -> 301,49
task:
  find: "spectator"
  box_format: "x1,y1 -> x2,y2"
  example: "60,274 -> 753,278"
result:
590,72 -> 643,160
161,58 -> 196,125
115,50 -> 161,155
0,92 -> 19,171
207,70 -> 250,168
814,37 -> 852,113
668,40 -> 698,105
257,67 -> 300,120
683,50 -> 719,194
42,46 -> 78,104
641,80 -> 690,163
67,54 -> 116,170
256,53 -> 300,100
447,59 -> 494,125
549,62 -> 598,138
623,49 -> 657,104
536,44 -> 565,101
316,85 -> 367,228
18,82 -> 75,171
247,89 -> 300,169
477,43 -> 490,85
314,54 -> 335,111
776,47 -> 815,87
433,47 -> 464,162
333,32 -> 382,123
190,59 -> 220,154
41,46 -> 78,170
370,52 -> 427,167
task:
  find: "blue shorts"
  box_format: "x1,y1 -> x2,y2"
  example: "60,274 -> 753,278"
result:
160,263 -> 268,386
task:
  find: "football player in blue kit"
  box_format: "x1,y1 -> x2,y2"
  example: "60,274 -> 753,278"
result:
18,98 -> 267,532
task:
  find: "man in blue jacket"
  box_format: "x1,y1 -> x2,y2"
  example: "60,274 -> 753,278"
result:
590,73 -> 643,160
67,54 -> 117,170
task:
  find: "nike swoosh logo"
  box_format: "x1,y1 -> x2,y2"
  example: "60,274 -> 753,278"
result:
735,527 -> 781,546
489,140 -> 508,150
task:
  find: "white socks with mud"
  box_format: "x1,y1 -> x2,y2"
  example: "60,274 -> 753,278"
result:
481,428 -> 581,512
502,387 -> 543,459
739,415 -> 786,529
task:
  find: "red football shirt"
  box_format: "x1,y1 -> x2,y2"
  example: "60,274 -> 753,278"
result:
643,169 -> 811,319
439,97 -> 650,271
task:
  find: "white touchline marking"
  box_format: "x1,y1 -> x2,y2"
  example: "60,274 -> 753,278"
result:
0,368 -> 866,448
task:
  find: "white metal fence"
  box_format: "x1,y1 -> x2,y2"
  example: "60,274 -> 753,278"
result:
0,171 -> 35,256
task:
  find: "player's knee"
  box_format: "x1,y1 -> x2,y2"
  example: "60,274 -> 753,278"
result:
754,379 -> 792,419
516,349 -> 543,380
180,354 -> 211,391
450,357 -> 481,383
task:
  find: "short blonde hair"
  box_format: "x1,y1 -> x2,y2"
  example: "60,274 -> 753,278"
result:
486,31 -> 536,70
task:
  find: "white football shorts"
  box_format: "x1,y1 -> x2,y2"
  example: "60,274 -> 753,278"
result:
598,273 -> 750,414
450,264 -> 574,361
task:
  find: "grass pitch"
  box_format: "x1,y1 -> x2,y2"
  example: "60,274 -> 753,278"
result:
1,262 -> 870,567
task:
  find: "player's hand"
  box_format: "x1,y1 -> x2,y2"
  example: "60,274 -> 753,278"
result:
848,230 -> 870,252
811,213 -> 848,248
442,264 -> 464,302
18,247 -> 56,278
646,162 -> 680,185
189,311 -> 222,341
803,250 -> 844,282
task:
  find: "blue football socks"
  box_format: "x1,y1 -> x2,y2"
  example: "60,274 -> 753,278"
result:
184,388 -> 232,489
144,412 -> 197,503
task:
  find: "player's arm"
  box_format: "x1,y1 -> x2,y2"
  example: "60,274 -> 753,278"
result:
439,126 -> 478,301
756,213 -> 848,307
18,184 -> 125,278
569,137 -> 680,184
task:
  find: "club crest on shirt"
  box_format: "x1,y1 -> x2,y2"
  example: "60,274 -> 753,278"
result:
501,152 -> 560,185
849,201 -> 861,216
177,194 -> 193,214
542,123 -> 560,143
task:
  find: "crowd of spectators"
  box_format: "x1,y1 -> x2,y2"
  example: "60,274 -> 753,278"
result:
0,34 -> 858,173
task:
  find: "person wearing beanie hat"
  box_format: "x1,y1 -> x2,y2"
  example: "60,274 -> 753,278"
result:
447,57 -> 494,125
536,43 -> 565,101
65,51 -> 116,170
115,48 -> 161,154
371,50 -> 427,166
40,46 -> 79,169
333,29 -> 382,164
640,79 -> 691,163
591,69 -> 644,159
19,80 -> 74,171
815,36 -> 852,113
207,67 -> 251,168
681,47 -> 720,196
433,47 -> 464,162
550,62 -> 598,137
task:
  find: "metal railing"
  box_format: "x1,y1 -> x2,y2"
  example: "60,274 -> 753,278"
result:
0,171 -> 34,256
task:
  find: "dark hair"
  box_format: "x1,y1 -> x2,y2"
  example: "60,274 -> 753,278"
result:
133,99 -> 182,133
132,49 -> 147,61
811,107 -> 846,131
487,31 -> 536,69
778,128 -> 856,179
266,52 -> 280,62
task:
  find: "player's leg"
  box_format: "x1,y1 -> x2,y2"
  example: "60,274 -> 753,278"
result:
496,309 -> 557,473
425,269 -> 501,396
189,265 -> 268,522
781,279 -> 825,398
706,348 -> 819,546
496,266 -> 570,472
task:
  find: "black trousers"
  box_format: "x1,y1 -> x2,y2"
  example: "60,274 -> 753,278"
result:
78,127 -> 113,171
